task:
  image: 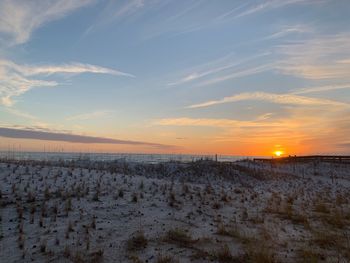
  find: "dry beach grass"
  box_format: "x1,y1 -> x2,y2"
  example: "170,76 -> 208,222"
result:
0,159 -> 349,262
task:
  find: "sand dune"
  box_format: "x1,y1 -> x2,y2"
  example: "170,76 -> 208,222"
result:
0,159 -> 349,262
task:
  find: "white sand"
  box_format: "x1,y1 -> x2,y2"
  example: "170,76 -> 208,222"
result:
0,159 -> 349,262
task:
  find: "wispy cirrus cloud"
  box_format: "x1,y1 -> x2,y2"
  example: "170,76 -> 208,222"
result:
150,0 -> 320,39
261,25 -> 312,40
232,0 -> 315,19
0,59 -> 133,106
214,0 -> 323,24
2,106 -> 39,120
167,29 -> 349,90
85,0 -> 212,39
82,0 -> 322,48
276,33 -> 350,80
155,117 -> 284,128
0,0 -> 94,45
168,52 -> 270,86
66,110 -> 114,121
0,60 -> 134,77
166,24 -> 313,88
0,1 -> 134,107
189,30 -> 350,88
85,0 -> 148,35
337,58 -> 350,64
0,73 -> 57,106
193,63 -> 276,88
0,0 -> 95,45
291,84 -> 350,95
187,91 -> 349,109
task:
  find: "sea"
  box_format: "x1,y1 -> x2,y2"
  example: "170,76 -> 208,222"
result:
0,151 -> 254,164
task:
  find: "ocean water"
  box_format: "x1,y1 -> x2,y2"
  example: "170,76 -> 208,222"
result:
0,151 -> 252,164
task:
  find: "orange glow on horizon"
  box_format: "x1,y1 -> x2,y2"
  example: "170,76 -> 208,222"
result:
0,136 -> 341,157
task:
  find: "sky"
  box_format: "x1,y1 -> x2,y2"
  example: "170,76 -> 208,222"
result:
0,0 -> 350,156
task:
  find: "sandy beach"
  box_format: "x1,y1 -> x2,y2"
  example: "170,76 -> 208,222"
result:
1,159 -> 349,262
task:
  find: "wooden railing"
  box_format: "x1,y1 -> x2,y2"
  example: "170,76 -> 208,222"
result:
254,155 -> 350,163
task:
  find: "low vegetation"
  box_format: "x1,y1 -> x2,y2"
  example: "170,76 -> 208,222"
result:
0,159 -> 349,262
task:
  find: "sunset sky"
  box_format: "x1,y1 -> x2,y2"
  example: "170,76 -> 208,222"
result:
0,0 -> 350,156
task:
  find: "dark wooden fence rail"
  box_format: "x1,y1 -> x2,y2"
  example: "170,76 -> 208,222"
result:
254,155 -> 350,164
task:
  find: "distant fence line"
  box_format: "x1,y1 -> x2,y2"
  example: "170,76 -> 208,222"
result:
254,155 -> 350,164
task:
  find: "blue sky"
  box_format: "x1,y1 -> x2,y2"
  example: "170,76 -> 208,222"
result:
0,0 -> 350,155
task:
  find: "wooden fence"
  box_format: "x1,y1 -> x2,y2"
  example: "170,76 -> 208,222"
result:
254,155 -> 350,164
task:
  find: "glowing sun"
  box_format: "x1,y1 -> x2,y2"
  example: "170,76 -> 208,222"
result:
274,150 -> 283,157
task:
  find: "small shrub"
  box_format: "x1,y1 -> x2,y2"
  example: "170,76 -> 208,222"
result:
156,254 -> 175,263
314,202 -> 330,214
27,191 -> 35,203
18,234 -> 24,249
298,249 -> 318,263
245,242 -> 275,263
131,193 -> 138,203
89,249 -> 104,262
92,191 -> 99,202
40,240 -> 47,253
64,246 -> 71,258
312,231 -> 341,249
216,244 -> 238,263
212,202 -> 222,209
127,231 -> 148,251
91,217 -> 96,229
44,187 -> 50,200
65,198 -> 72,213
165,228 -> 194,246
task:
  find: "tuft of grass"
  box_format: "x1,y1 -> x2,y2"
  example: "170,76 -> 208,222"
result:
290,212 -> 310,228
40,240 -> 47,253
314,202 -> 330,214
244,242 -> 276,263
128,255 -> 144,263
44,186 -> 50,200
156,254 -> 176,263
127,231 -> 148,251
64,246 -> 71,258
182,183 -> 189,195
215,244 -> 240,263
168,191 -> 176,207
139,181 -> 144,190
336,193 -> 348,206
89,249 -> 104,263
312,230 -> 342,249
17,233 -> 24,250
68,221 -> 74,232
39,215 -> 44,227
27,191 -> 35,203
65,197 -> 72,213
216,223 -> 237,237
71,251 -> 85,263
216,223 -> 251,244
131,193 -> 138,203
221,193 -> 230,202
92,191 -> 99,201
118,189 -> 124,198
91,217 -> 96,229
212,202 -> 222,209
164,228 -> 194,247
205,185 -> 213,194
298,249 -> 319,263
321,209 -> 346,229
